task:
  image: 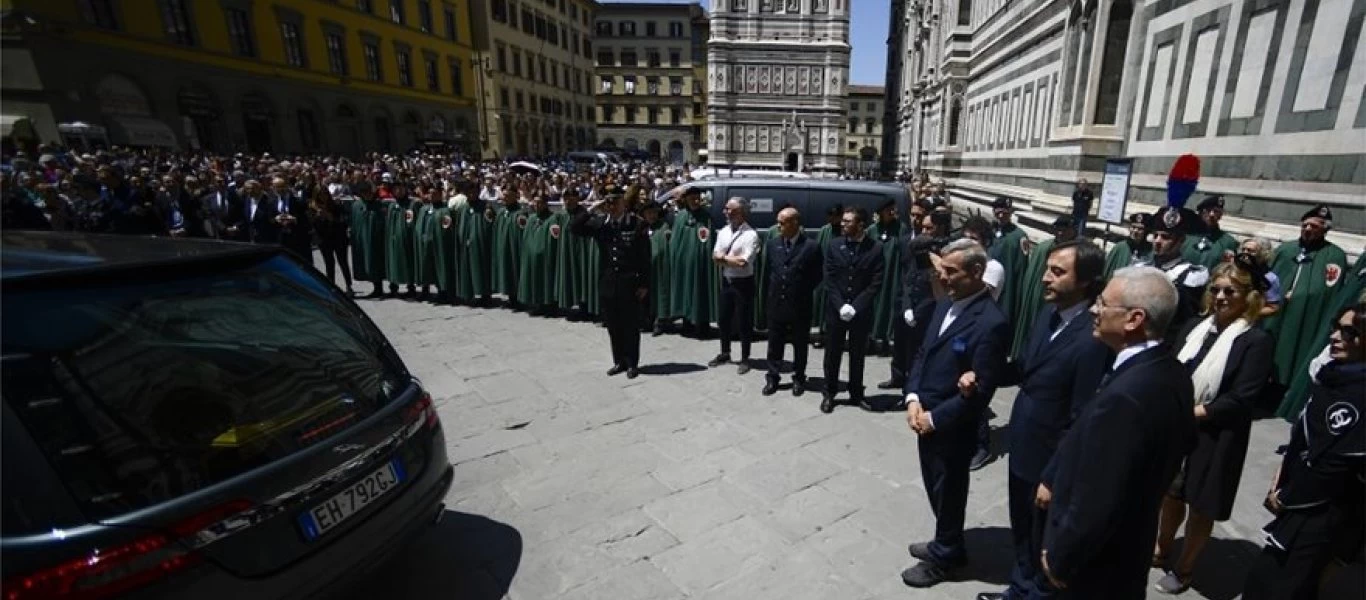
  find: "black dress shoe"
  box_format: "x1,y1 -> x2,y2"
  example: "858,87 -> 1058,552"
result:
762,380 -> 779,396
876,378 -> 904,390
901,560 -> 959,588
820,393 -> 836,414
969,448 -> 994,472
792,379 -> 806,397
606,365 -> 626,376
855,397 -> 875,412
736,361 -> 751,375
707,353 -> 731,368
907,542 -> 934,562
976,593 -> 1008,600
626,367 -> 639,379
652,324 -> 664,337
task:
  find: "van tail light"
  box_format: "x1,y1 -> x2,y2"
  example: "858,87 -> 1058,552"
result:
403,392 -> 439,430
4,499 -> 252,600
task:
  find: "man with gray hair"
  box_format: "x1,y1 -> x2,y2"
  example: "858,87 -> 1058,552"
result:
708,196 -> 761,373
902,239 -> 1011,588
1033,266 -> 1196,598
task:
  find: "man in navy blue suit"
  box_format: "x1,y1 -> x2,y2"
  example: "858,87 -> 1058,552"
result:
1037,266 -> 1196,599
763,206 -> 823,396
975,240 -> 1112,600
901,239 -> 1012,587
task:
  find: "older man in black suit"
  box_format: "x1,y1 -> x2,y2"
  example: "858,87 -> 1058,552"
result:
975,240 -> 1112,600
763,206 -> 823,397
225,179 -> 280,244
1036,265 -> 1196,599
902,239 -> 1012,588
820,207 -> 884,414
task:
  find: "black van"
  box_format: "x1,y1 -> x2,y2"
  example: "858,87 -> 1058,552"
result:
674,179 -> 910,232
1,232 -> 453,600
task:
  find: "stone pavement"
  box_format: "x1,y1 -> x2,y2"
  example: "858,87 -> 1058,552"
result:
338,293 -> 1338,600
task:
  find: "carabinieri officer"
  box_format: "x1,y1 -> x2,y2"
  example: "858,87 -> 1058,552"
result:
571,184 -> 652,379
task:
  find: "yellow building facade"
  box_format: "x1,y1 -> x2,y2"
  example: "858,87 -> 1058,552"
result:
4,0 -> 477,155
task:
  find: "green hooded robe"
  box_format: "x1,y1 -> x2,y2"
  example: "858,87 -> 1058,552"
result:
1277,253 -> 1365,418
490,202 -> 526,300
556,205 -> 600,315
1010,237 -> 1057,360
413,202 -> 441,288
1265,239 -> 1349,385
432,206 -> 458,294
869,219 -> 904,343
383,198 -> 416,286
668,207 -> 717,326
990,222 -> 1029,326
1182,229 -> 1239,270
811,223 -> 836,331
1103,239 -> 1154,279
517,208 -> 558,307
752,224 -> 778,329
647,221 -> 672,319
455,199 -> 494,300
349,197 -> 387,282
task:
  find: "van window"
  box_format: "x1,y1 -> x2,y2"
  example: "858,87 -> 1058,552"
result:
1,255 -> 408,518
725,186 -> 807,225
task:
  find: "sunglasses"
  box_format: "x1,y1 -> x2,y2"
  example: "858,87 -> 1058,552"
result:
1335,324 -> 1361,341
1210,286 -> 1243,297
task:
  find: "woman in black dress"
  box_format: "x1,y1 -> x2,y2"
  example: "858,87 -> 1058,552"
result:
309,186 -> 353,294
1244,301 -> 1365,600
1153,259 -> 1275,594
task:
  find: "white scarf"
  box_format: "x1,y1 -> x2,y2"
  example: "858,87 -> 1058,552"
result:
1176,316 -> 1252,405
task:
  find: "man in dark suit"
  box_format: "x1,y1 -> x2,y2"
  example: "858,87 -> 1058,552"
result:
763,206 -> 823,397
901,238 -> 1012,587
270,176 -> 312,261
820,207 -> 884,414
880,198 -> 937,390
571,185 -> 652,379
975,240 -> 1112,600
155,174 -> 204,238
226,179 -> 280,244
1036,265 -> 1196,599
199,174 -> 238,239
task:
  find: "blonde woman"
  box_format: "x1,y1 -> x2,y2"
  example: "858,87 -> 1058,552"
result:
1153,259 -> 1276,594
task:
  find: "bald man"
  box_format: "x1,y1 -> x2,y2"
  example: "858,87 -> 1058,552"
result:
762,207 -> 823,396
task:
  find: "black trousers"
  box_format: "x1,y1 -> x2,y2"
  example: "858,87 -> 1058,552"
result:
1243,505 -> 1353,600
824,314 -> 872,398
1005,471 -> 1057,599
766,312 -> 810,383
889,301 -> 933,384
918,419 -> 976,565
718,276 -> 755,359
603,293 -> 642,369
319,243 -> 353,288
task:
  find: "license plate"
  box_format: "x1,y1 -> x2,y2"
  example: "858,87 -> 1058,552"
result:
297,458 -> 406,541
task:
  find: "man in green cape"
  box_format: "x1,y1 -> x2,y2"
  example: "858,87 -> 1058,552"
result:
1009,215 -> 1076,360
1182,195 -> 1239,269
1265,205 -> 1350,387
432,197 -> 458,303
668,187 -> 717,337
867,198 -> 904,355
1277,253 -> 1364,418
1103,212 -> 1153,278
989,197 -> 1029,332
751,215 -> 782,336
556,188 -> 600,319
490,186 -> 526,307
412,186 -> 444,301
810,204 -> 843,348
348,181 -> 387,298
383,182 -> 417,298
455,181 -> 495,306
517,191 -> 559,314
642,201 -> 672,335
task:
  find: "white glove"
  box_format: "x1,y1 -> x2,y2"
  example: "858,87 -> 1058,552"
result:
903,309 -> 917,327
839,304 -> 856,322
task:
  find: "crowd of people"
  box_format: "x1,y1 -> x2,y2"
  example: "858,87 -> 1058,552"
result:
2,145 -> 1362,600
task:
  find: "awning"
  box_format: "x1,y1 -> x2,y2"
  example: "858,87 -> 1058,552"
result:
108,116 -> 178,148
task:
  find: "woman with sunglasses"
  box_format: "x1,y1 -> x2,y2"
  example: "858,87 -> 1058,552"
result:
1245,300 -> 1365,600
1153,258 -> 1276,594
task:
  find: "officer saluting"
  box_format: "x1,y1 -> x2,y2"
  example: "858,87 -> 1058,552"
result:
571,185 -> 652,379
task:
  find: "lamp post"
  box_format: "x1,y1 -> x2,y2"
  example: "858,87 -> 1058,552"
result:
471,55 -> 491,159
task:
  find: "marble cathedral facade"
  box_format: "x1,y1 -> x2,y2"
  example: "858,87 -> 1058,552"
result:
886,0 -> 1365,232
706,0 -> 852,174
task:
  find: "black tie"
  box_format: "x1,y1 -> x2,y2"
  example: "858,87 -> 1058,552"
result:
1048,311 -> 1063,334
1098,366 -> 1115,390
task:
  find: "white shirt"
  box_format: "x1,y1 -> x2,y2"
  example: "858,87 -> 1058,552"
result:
1112,339 -> 1163,372
713,222 -> 760,279
983,259 -> 1005,301
1050,300 -> 1092,342
939,285 -> 991,336
248,195 -> 259,221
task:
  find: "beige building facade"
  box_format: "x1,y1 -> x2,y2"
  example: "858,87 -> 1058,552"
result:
592,2 -> 708,164
469,0 -> 600,159
844,85 -> 884,174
